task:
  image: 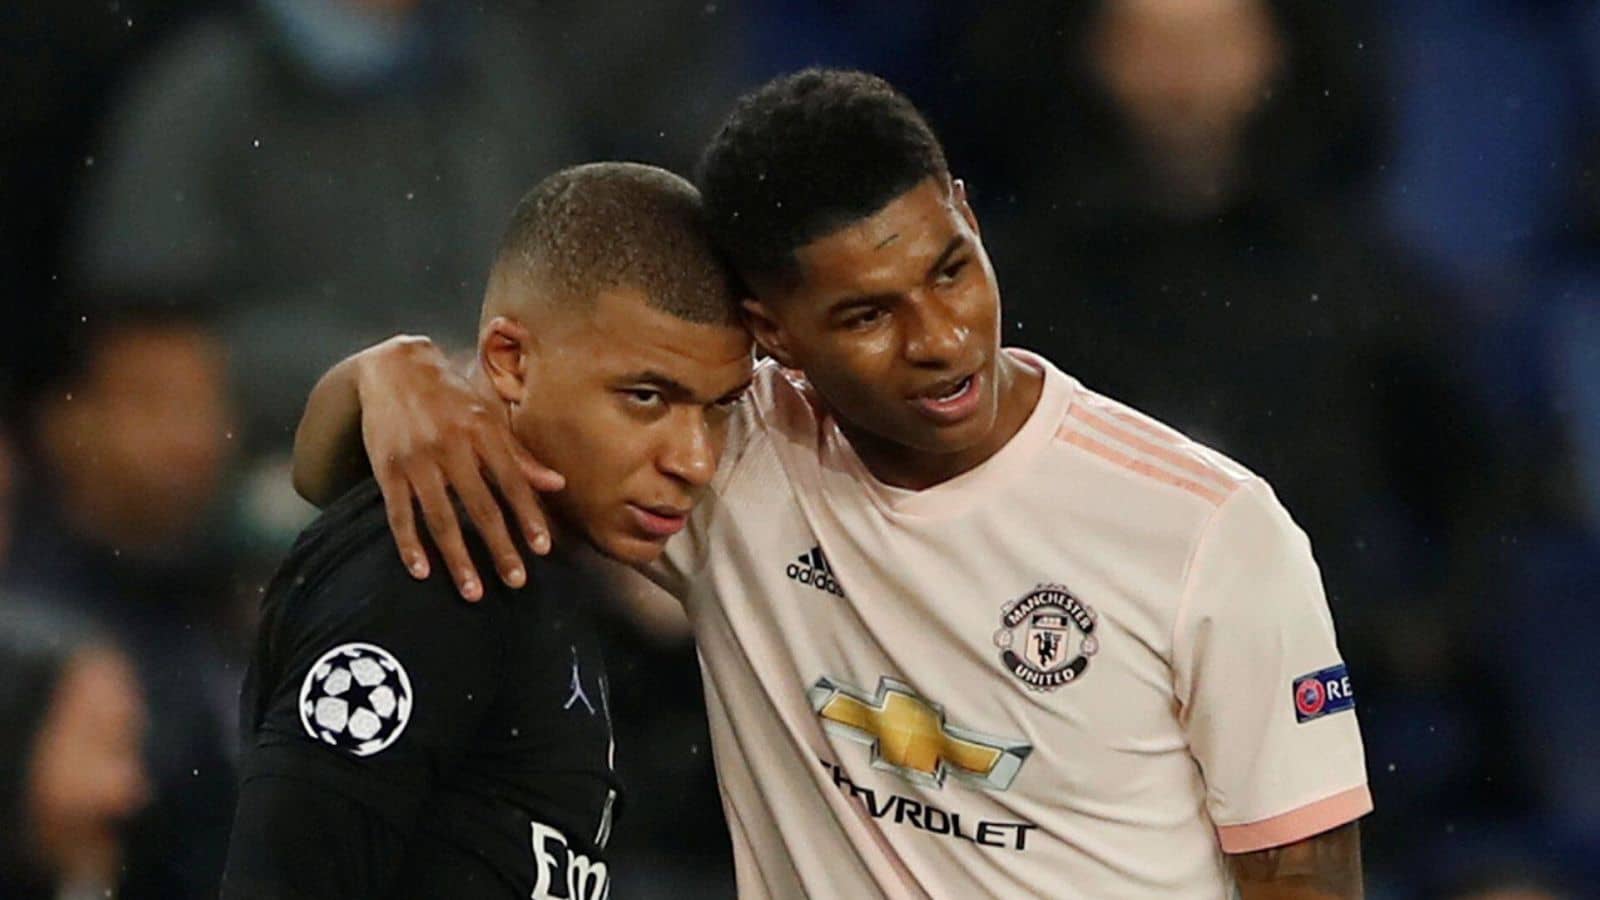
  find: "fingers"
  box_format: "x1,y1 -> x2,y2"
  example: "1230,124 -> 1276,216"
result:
444,444 -> 529,590
488,438 -> 555,556
375,464 -> 430,580
409,465 -> 482,602
518,447 -> 567,494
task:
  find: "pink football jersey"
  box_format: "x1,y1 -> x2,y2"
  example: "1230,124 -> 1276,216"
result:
647,351 -> 1371,898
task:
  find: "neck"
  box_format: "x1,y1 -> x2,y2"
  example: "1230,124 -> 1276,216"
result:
841,351 -> 1044,491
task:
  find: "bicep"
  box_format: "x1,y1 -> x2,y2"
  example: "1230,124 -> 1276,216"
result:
221,771 -> 412,900
1228,821 -> 1364,900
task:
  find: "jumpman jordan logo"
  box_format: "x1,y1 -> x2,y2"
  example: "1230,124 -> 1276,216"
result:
564,646 -> 596,715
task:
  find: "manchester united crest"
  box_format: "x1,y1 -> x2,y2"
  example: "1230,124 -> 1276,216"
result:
993,585 -> 1098,691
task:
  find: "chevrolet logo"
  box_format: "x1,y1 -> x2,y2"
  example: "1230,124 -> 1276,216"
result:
809,676 -> 1032,791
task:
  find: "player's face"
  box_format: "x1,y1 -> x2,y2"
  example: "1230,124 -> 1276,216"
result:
743,177 -> 1018,481
495,289 -> 752,565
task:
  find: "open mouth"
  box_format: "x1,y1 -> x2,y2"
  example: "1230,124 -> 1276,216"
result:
929,375 -> 974,402
909,372 -> 982,424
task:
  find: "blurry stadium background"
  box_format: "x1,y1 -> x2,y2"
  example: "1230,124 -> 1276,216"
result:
1,1 -> 1596,897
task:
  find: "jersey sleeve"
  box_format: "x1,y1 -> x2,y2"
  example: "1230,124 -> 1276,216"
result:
223,563 -> 503,897
1171,479 -> 1372,854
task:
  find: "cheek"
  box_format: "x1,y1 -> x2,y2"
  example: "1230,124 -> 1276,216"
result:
961,271 -> 1001,334
525,410 -> 651,505
810,349 -> 908,423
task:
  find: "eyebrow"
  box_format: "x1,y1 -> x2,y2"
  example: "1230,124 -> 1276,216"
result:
927,234 -> 968,275
826,234 -> 970,314
717,379 -> 755,403
619,371 -> 695,400
621,371 -> 753,404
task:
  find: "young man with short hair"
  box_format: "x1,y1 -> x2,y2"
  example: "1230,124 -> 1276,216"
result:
221,162 -> 752,900
298,71 -> 1369,898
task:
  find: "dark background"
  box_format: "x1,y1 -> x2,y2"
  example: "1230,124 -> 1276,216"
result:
1,2 -> 1596,897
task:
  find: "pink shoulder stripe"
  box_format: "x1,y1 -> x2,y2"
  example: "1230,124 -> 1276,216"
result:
1067,405 -> 1234,493
1216,785 -> 1373,854
1057,426 -> 1230,505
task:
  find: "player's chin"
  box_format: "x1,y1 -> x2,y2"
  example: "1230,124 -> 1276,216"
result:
899,408 -> 998,454
593,529 -> 672,566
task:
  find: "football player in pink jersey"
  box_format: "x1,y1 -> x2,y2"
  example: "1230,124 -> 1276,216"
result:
293,70 -> 1367,898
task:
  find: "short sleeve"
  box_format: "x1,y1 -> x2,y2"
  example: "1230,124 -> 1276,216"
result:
1171,479 -> 1371,854
242,561 -> 503,828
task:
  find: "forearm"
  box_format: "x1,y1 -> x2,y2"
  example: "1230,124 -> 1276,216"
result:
1229,822 -> 1364,900
291,350 -> 369,507
292,335 -> 454,507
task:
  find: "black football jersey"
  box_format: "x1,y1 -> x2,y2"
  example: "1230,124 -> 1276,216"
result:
222,481 -> 621,900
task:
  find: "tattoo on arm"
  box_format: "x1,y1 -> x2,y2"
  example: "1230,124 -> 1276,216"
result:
1228,822 -> 1364,900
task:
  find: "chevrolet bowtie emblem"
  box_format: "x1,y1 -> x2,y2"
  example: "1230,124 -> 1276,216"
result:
809,676 -> 1032,791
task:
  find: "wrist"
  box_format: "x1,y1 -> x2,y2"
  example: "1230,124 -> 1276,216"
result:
355,335 -> 441,402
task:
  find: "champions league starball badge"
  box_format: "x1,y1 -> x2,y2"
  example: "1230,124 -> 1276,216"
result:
994,585 -> 1098,691
299,642 -> 414,757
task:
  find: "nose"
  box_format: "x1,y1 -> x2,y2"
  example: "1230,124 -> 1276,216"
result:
658,410 -> 718,489
902,291 -> 968,366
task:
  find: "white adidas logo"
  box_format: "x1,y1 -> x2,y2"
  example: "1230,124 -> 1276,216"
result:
786,546 -> 845,597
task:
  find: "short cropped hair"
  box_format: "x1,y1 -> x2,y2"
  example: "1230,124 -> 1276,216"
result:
493,162 -> 738,326
696,68 -> 949,285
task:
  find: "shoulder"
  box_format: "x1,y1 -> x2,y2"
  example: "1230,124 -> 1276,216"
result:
261,484 -> 504,673
1052,377 -> 1256,510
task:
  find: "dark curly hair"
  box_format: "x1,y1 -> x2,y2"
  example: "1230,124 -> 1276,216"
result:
696,68 -> 949,287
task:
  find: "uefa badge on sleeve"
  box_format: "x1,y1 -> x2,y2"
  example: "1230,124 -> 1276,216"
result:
1291,663 -> 1356,723
300,642 -> 414,756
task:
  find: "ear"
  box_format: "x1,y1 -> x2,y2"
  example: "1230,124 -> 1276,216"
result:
951,178 -> 981,236
480,316 -> 534,406
740,297 -> 798,369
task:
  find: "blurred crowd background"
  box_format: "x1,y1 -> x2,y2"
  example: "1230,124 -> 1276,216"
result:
0,1 -> 1596,898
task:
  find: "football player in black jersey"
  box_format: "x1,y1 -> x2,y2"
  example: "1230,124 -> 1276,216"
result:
220,162 -> 752,900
